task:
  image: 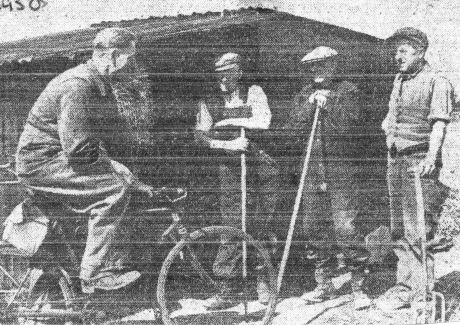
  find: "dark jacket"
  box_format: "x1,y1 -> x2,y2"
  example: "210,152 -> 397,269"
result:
16,60 -> 127,175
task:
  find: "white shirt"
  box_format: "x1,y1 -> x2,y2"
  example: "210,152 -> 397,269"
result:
196,85 -> 271,131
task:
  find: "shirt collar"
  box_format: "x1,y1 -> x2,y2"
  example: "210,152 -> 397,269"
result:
398,61 -> 427,81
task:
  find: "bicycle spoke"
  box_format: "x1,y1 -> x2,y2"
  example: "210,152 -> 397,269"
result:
185,243 -> 219,290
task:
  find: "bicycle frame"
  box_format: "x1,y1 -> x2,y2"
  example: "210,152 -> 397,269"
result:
0,167 -> 190,322
1,167 -> 275,324
137,195 -> 222,288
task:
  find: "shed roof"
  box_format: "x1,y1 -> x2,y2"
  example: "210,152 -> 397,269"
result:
0,8 -> 381,64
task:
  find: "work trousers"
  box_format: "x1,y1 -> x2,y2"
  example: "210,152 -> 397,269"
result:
387,151 -> 447,296
213,152 -> 280,278
300,158 -> 369,287
17,153 -> 133,281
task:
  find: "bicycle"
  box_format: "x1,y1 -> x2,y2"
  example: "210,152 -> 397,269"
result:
0,162 -> 278,325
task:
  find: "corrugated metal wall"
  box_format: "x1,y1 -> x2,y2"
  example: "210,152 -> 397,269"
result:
0,15 -> 393,271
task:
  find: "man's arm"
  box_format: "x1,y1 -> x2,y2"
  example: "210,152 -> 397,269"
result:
383,78 -> 402,149
58,79 -> 153,195
194,100 -> 248,151
382,112 -> 396,149
421,120 -> 447,176
58,79 -> 109,167
420,75 -> 454,176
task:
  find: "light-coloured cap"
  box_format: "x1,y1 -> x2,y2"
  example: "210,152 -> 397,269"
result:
215,52 -> 242,71
301,46 -> 338,63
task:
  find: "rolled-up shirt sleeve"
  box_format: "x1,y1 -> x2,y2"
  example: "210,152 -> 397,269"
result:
428,75 -> 454,122
194,100 -> 214,147
246,85 -> 271,129
57,79 -> 102,166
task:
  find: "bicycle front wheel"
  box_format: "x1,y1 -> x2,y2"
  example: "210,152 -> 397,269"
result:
157,226 -> 277,325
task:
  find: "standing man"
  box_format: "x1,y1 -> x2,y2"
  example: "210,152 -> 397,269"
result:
15,28 -> 153,294
376,27 -> 454,311
285,46 -> 370,309
195,52 -> 280,308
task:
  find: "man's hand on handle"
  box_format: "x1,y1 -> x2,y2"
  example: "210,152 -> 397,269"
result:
209,134 -> 248,152
419,155 -> 437,177
227,136 -> 248,152
308,89 -> 331,109
408,154 -> 437,178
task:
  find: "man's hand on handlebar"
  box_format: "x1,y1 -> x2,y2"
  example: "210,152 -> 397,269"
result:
156,187 -> 187,203
136,182 -> 155,197
136,184 -> 186,200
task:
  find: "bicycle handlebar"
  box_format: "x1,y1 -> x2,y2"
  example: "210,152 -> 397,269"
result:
137,187 -> 187,214
160,187 -> 187,203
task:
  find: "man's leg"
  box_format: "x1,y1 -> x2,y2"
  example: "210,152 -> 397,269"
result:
205,162 -> 242,309
387,152 -> 404,240
375,153 -> 415,310
255,154 -> 281,303
300,250 -> 336,303
300,163 -> 335,302
74,169 -> 141,293
328,163 -> 371,309
80,184 -> 131,281
254,154 -> 281,258
377,153 -> 446,310
20,157 -> 140,293
255,152 -> 280,232
399,154 -> 446,298
213,162 -> 242,276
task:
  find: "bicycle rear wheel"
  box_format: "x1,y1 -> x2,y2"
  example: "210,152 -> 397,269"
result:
157,226 -> 277,325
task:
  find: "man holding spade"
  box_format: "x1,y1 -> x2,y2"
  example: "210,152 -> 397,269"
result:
195,52 -> 280,309
285,46 -> 371,309
375,27 -> 453,312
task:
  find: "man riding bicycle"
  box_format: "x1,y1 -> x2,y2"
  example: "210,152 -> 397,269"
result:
13,28 -> 154,294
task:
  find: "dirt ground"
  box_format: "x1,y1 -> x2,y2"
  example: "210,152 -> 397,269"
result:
2,244 -> 459,325
90,246 -> 460,325
1,163 -> 457,325
79,238 -> 460,325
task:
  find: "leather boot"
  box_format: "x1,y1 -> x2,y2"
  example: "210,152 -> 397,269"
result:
351,270 -> 371,310
300,265 -> 336,303
203,279 -> 239,310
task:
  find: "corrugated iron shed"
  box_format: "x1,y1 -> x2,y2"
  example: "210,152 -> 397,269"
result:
0,8 -> 381,64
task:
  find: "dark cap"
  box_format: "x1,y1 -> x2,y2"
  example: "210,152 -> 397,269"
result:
386,27 -> 429,50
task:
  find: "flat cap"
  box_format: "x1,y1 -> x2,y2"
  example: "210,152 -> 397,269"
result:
93,27 -> 136,49
215,53 -> 242,71
386,27 -> 429,50
301,46 -> 338,63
